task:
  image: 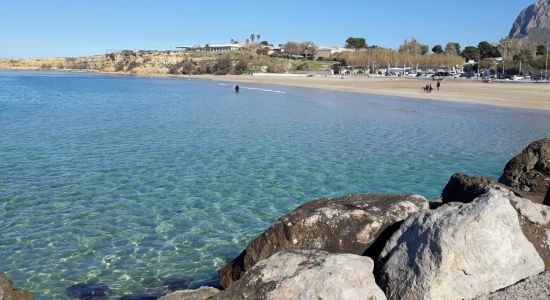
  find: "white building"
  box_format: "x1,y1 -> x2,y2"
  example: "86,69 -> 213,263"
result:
177,44 -> 243,52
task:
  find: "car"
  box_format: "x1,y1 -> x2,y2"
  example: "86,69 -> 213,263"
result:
512,75 -> 524,81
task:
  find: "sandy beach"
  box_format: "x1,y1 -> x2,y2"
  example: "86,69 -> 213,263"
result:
192,75 -> 550,111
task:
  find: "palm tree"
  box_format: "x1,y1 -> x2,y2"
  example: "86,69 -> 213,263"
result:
250,34 -> 255,44
245,38 -> 250,44
230,38 -> 235,44
256,34 -> 261,43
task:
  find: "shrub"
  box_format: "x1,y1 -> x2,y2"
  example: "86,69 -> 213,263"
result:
234,59 -> 249,75
114,61 -> 126,72
40,63 -> 52,70
214,56 -> 232,75
126,60 -> 140,72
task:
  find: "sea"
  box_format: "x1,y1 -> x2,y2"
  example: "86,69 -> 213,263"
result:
1,71 -> 549,298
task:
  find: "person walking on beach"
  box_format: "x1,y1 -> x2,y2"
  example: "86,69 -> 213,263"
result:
425,83 -> 430,93
436,80 -> 441,91
429,83 -> 433,93
235,85 -> 240,93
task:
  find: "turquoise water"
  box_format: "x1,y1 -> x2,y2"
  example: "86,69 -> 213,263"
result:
1,71 -> 549,299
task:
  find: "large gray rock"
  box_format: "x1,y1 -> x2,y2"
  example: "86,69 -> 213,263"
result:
499,138 -> 550,205
441,173 -> 494,203
507,189 -> 550,270
377,188 -> 545,300
214,250 -> 386,300
0,273 -> 33,300
509,0 -> 550,44
219,194 -> 428,287
159,286 -> 220,300
475,272 -> 550,300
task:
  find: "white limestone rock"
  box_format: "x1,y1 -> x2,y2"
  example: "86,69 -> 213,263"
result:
377,188 -> 545,300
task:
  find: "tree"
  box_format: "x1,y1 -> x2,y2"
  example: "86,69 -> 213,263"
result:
498,38 -> 522,61
256,34 -> 261,42
260,41 -> 269,46
432,45 -> 444,54
245,38 -> 250,44
345,37 -> 366,49
399,37 -> 428,55
283,41 -> 300,56
537,45 -> 547,56
283,41 -> 318,58
420,45 -> 429,55
445,42 -> 461,55
250,34 -> 255,44
230,38 -> 235,44
461,46 -> 480,61
478,41 -> 500,58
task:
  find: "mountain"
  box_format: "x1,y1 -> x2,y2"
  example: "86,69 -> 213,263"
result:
509,0 -> 550,44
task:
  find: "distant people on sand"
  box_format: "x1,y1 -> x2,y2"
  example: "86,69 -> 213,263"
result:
436,80 -> 441,91
423,83 -> 433,93
235,85 -> 240,93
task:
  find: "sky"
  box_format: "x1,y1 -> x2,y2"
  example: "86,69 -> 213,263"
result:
0,0 -> 535,58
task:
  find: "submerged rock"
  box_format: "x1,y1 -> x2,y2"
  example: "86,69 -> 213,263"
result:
162,278 -> 189,292
377,188 -> 545,300
158,286 -> 219,300
214,250 -> 385,300
499,138 -> 550,205
0,273 -> 34,300
441,173 -> 494,203
475,271 -> 550,300
66,282 -> 109,299
219,194 -> 428,287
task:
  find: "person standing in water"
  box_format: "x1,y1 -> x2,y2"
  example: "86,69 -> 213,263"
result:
235,85 -> 240,93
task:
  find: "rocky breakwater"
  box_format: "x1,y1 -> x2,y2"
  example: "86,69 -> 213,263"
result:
499,138 -> 550,205
160,138 -> 550,300
0,273 -> 33,300
218,194 -> 430,288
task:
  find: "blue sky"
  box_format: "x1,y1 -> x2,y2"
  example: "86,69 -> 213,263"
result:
0,0 -> 534,58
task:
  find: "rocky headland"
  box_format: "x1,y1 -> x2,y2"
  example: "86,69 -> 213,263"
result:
3,138 -> 550,299
509,0 -> 550,44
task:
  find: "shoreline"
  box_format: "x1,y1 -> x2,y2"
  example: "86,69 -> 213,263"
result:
189,74 -> 550,111
2,68 -> 550,111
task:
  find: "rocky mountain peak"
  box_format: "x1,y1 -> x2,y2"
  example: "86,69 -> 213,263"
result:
509,0 -> 550,44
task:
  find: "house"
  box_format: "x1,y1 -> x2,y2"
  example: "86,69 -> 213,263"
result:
265,46 -> 284,55
176,44 -> 243,52
315,48 -> 332,60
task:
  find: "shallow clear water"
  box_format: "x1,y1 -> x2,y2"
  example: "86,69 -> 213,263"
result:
1,71 -> 549,299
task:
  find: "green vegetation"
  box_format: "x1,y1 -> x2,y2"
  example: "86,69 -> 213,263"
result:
345,37 -> 367,49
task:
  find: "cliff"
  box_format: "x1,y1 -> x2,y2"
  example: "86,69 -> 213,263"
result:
509,0 -> 550,44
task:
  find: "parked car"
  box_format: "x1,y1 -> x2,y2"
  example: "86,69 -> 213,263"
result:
512,75 -> 524,81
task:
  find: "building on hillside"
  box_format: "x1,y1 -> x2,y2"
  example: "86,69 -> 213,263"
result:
263,45 -> 284,55
176,44 -> 243,52
315,48 -> 332,60
330,47 -> 354,55
315,46 -> 355,60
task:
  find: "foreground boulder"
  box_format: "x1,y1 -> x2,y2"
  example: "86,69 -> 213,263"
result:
220,194 -> 428,287
441,173 -> 494,203
377,188 -> 545,300
475,271 -> 550,300
499,138 -> 550,204
159,286 -> 220,300
441,178 -> 550,270
0,273 -> 34,300
507,187 -> 550,269
214,250 -> 386,300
